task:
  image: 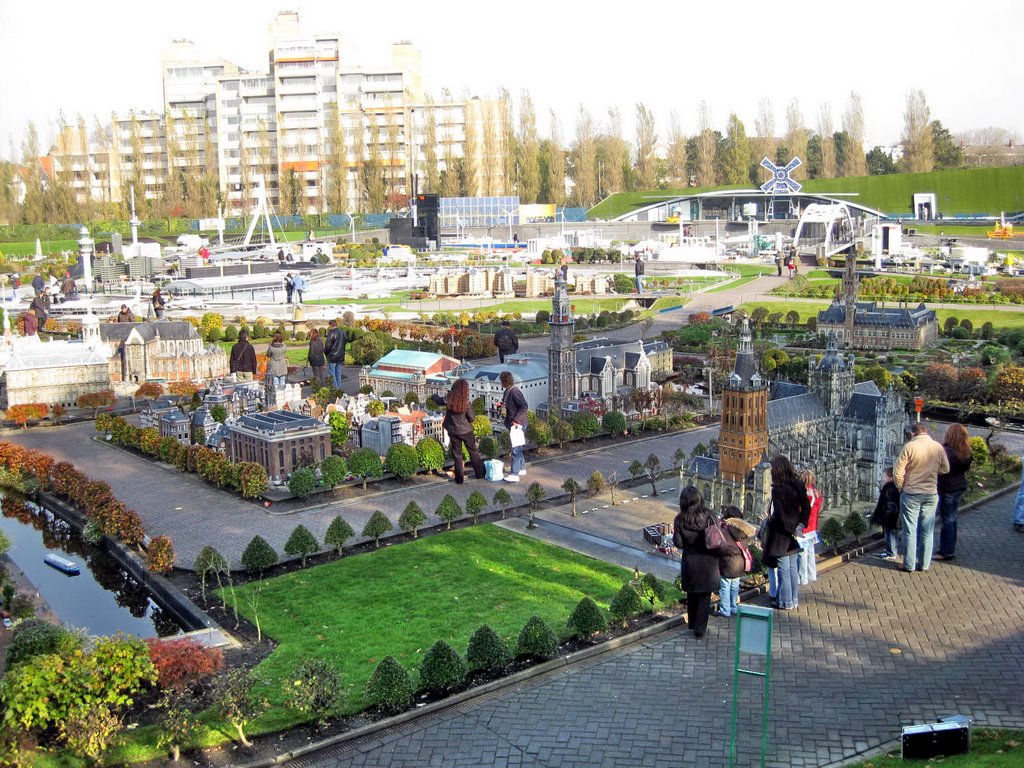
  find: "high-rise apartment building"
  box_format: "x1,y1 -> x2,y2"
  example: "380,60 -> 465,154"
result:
48,11 -> 502,217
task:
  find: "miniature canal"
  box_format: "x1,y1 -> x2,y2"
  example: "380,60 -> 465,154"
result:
0,494 -> 181,637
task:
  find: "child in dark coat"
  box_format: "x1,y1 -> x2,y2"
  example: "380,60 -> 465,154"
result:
717,507 -> 756,618
870,466 -> 901,561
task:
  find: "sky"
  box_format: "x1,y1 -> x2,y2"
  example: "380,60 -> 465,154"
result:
1,0 -> 1022,160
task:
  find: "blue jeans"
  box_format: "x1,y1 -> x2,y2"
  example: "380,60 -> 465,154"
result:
510,445 -> 525,475
635,275 -> 645,293
719,577 -> 740,616
938,489 -> 965,557
882,526 -> 899,555
768,567 -> 778,598
776,554 -> 799,609
328,362 -> 344,390
272,375 -> 286,389
1013,464 -> 1024,525
796,531 -> 818,585
901,492 -> 938,571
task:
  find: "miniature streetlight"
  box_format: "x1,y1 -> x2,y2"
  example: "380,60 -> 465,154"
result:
78,226 -> 94,293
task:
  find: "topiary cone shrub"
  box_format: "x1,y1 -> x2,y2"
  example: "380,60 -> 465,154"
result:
843,510 -> 868,545
609,583 -> 643,626
819,517 -> 847,552
240,535 -> 278,574
385,442 -> 419,480
365,656 -> 414,714
465,624 -> 512,672
418,640 -> 467,693
515,615 -> 559,660
567,596 -> 608,639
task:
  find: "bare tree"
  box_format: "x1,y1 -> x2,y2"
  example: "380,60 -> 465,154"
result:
544,109 -> 566,206
462,99 -> 481,197
482,99 -> 501,196
784,100 -> 809,180
597,108 -> 628,194
695,101 -> 717,187
498,88 -> 516,196
664,111 -> 688,188
754,97 -> 777,169
421,98 -> 440,193
818,104 -> 836,179
901,89 -> 934,173
571,105 -> 597,206
634,102 -> 658,190
842,91 -> 867,176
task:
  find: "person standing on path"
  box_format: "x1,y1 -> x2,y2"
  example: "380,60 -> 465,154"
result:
717,510 -> 756,619
292,274 -> 307,304
500,370 -> 528,482
324,319 -> 348,390
672,486 -> 723,638
634,255 -> 645,294
775,253 -> 784,277
870,466 -> 902,560
431,379 -> 486,485
935,423 -> 972,561
763,455 -> 809,611
306,327 -> 328,388
229,329 -> 257,382
493,320 -> 519,364
797,468 -> 822,585
894,422 -> 950,572
116,304 -> 134,323
266,331 -> 289,389
151,288 -> 167,319
284,273 -> 294,304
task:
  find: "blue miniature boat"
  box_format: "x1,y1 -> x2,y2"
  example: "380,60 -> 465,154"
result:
44,553 -> 80,575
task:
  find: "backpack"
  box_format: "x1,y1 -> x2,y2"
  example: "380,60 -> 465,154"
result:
496,329 -> 515,353
704,519 -> 729,553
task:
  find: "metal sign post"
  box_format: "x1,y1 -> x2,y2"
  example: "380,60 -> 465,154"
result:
729,604 -> 774,768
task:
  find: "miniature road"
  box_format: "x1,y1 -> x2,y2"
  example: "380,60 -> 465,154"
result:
285,492 -> 1024,768
6,421 -> 716,566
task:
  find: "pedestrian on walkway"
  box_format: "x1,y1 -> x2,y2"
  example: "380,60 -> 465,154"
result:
325,319 -> 348,390
500,370 -> 528,482
894,422 -> 950,572
432,378 -> 486,485
229,329 -> 257,382
775,254 -> 783,277
935,423 -> 972,561
307,327 -> 328,388
494,320 -> 519,364
673,486 -> 722,638
797,468 -> 822,584
764,455 -> 809,611
266,331 -> 289,389
116,304 -> 134,323
870,466 -> 902,560
634,255 -> 645,294
717,508 -> 756,619
152,288 -> 167,319
292,274 -> 307,304
284,273 -> 294,304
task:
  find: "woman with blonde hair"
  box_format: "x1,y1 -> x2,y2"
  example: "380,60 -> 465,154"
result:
796,468 -> 823,585
935,423 -> 972,561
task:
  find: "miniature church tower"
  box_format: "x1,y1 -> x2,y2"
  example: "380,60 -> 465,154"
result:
718,319 -> 768,483
547,270 -> 576,419
841,245 -> 858,345
809,330 -> 856,418
81,309 -> 101,349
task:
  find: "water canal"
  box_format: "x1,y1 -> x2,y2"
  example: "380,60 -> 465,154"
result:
0,495 -> 181,638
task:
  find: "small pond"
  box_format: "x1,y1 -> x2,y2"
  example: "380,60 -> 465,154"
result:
0,494 -> 181,638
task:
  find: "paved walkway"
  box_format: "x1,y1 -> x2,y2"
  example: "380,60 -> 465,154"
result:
287,493 -> 1024,768
6,422 -> 716,567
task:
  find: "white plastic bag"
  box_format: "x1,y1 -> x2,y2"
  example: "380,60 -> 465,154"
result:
509,424 -> 526,447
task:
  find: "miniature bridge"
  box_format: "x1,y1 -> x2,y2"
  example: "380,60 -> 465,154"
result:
794,203 -> 856,257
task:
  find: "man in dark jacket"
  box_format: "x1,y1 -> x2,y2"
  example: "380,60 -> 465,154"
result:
229,329 -> 258,381
324,319 -> 348,390
500,370 -> 528,482
493,321 -> 518,364
284,273 -> 294,304
634,255 -> 645,294
116,304 -> 134,323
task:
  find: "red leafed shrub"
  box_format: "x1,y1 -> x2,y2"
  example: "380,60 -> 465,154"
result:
5,403 -> 48,429
146,637 -> 224,691
146,535 -> 176,574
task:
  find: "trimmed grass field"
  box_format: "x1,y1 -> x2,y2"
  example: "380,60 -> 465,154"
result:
226,524 -> 677,726
740,301 -> 1024,331
841,728 -> 1023,768
0,239 -> 80,257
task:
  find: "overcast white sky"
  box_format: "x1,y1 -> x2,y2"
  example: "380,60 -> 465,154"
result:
1,0 -> 1021,160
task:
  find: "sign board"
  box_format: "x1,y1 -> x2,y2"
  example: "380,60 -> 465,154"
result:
737,604 -> 772,656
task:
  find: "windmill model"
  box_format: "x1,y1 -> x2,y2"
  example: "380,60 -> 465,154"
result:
760,156 -> 802,219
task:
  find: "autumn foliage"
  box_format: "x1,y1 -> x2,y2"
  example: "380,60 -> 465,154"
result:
5,403 -> 48,429
146,637 -> 223,692
146,536 -> 176,574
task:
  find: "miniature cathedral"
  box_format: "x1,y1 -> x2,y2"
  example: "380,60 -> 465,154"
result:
681,320 -> 908,517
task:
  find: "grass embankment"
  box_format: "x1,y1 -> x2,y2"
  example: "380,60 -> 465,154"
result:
841,728 -> 1023,768
593,167 -> 1024,220
0,239 -> 80,257
739,301 -> 1024,331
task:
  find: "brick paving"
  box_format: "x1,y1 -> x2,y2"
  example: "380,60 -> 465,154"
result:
290,493 -> 1024,768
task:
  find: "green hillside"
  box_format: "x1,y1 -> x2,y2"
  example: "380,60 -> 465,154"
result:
591,166 -> 1024,220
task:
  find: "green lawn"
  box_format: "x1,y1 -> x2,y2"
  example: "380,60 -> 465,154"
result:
739,300 -> 829,322
841,728 -> 1023,768
933,307 -> 1024,330
0,239 -> 81,257
705,275 -> 761,293
729,264 -> 777,277
226,525 -> 676,727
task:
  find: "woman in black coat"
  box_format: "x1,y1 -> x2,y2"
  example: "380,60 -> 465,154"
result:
764,455 -> 810,611
673,486 -> 722,638
431,378 -> 485,484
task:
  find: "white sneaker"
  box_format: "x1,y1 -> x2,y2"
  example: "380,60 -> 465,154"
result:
518,469 -> 526,476
504,474 -> 520,482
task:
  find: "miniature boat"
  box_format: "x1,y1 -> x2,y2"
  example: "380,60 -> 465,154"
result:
44,553 -> 80,575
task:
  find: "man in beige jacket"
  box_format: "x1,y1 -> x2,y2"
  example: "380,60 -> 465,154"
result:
894,422 -> 950,572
